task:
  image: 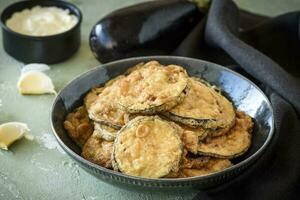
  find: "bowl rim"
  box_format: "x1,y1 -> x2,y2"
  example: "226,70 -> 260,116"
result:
51,56 -> 274,183
0,0 -> 82,40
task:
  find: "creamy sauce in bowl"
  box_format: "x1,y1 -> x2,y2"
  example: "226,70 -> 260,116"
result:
6,6 -> 78,36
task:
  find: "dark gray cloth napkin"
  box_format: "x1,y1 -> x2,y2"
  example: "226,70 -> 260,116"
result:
173,0 -> 300,199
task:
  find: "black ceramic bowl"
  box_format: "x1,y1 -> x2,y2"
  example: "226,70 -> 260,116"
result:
0,0 -> 82,64
51,56 -> 274,190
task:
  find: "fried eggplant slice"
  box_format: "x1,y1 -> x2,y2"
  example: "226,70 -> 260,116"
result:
180,150 -> 211,169
156,121 -> 204,155
181,130 -> 199,154
182,125 -> 208,141
181,156 -> 211,169
94,122 -> 118,141
88,75 -> 131,129
197,111 -> 253,158
113,116 -> 183,178
117,61 -> 188,114
165,155 -> 231,178
163,78 -> 236,129
124,62 -> 145,75
64,106 -> 93,147
165,156 -> 211,178
81,132 -> 113,168
163,120 -> 208,154
84,87 -> 104,109
180,127 -> 208,154
207,125 -> 233,137
180,158 -> 233,177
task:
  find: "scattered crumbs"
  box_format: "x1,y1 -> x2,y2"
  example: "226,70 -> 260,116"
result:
61,160 -> 81,180
61,160 -> 81,183
30,154 -> 51,172
37,132 -> 65,154
30,152 -> 59,174
62,160 -> 77,168
0,172 -> 25,200
62,160 -> 69,166
71,163 -> 81,178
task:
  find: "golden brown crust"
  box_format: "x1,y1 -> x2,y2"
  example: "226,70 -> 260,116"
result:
160,121 -> 205,154
87,75 -> 131,128
81,132 -> 113,168
210,91 -> 236,129
197,111 -> 253,158
93,122 -> 119,141
124,62 -> 145,75
84,87 -> 104,109
183,126 -> 209,140
63,106 -> 93,147
165,155 -> 232,178
181,130 -> 199,154
180,158 -> 232,177
117,61 -> 189,114
164,78 -> 236,129
113,116 -> 183,178
180,152 -> 211,170
207,124 -> 234,137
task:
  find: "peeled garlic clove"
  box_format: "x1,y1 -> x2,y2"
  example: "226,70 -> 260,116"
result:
17,71 -> 56,94
0,122 -> 30,150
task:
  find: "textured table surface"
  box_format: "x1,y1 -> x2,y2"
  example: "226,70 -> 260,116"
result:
0,0 -> 299,199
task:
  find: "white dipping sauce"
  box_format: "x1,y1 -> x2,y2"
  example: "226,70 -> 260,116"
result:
6,6 -> 78,36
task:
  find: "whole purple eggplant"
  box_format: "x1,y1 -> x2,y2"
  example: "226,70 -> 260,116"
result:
90,0 -> 205,63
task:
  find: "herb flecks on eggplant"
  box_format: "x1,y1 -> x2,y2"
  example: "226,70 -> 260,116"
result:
90,0 -> 207,63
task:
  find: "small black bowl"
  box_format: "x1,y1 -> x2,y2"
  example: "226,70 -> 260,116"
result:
51,56 -> 274,190
0,0 -> 82,64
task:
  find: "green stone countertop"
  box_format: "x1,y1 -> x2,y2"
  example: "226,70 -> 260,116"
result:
0,0 -> 299,199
